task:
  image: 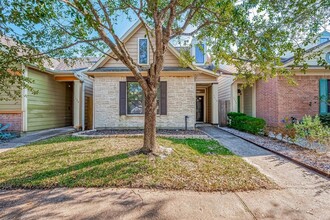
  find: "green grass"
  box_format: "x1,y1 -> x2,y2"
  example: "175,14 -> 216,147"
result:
0,136 -> 276,191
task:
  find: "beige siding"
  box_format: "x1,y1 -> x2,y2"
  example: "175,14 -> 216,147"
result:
103,27 -> 180,68
207,87 -> 212,123
303,45 -> 330,66
27,69 -> 73,131
195,73 -> 217,82
218,75 -> 234,101
84,76 -> 93,130
243,86 -> 253,116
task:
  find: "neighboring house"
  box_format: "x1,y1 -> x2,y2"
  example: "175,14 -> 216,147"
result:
87,21 -> 219,130
0,38 -> 97,132
218,31 -> 330,126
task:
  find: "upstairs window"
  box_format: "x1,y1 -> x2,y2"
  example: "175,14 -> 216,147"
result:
138,38 -> 148,65
320,38 -> 329,43
195,44 -> 205,64
326,52 -> 330,63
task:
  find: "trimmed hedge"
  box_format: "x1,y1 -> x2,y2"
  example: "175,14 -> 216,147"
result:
320,114 -> 330,127
227,112 -> 266,134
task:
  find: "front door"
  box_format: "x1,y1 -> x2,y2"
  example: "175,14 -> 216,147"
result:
196,96 -> 204,122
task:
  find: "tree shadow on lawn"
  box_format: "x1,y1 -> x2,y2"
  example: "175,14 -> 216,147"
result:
0,149 -> 145,189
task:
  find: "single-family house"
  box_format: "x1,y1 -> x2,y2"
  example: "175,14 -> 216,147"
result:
0,37 -> 97,132
218,31 -> 330,126
87,21 -> 219,130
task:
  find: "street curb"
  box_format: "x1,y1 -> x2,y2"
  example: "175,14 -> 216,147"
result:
217,127 -> 330,179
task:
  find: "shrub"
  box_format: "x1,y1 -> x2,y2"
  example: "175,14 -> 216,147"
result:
320,114 -> 330,127
227,112 -> 246,127
294,115 -> 330,151
227,112 -> 266,134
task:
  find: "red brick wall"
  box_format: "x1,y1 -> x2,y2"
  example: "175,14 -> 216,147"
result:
256,78 -> 279,126
257,75 -> 330,126
0,113 -> 22,131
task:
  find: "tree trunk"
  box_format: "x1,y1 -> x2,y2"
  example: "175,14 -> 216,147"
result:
141,87 -> 158,154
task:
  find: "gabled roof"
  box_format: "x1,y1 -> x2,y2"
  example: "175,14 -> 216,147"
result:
1,36 -> 98,73
89,20 -> 197,72
282,40 -> 330,66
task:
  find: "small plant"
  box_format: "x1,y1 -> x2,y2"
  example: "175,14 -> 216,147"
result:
294,115 -> 330,151
278,116 -> 297,140
0,123 -> 16,140
320,114 -> 330,127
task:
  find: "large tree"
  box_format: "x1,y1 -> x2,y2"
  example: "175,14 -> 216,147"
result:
0,0 -> 329,154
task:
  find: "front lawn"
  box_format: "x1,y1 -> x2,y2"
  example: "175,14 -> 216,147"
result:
0,136 -> 276,191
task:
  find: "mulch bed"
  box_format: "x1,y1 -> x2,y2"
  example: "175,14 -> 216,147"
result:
220,127 -> 330,177
74,129 -> 209,139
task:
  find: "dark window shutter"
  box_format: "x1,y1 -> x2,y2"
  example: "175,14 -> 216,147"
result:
319,79 -> 328,115
119,82 -> 127,115
160,81 -> 167,115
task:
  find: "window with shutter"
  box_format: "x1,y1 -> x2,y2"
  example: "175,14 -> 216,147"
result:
124,78 -> 167,115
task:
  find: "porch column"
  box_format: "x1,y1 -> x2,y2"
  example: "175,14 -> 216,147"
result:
252,83 -> 257,117
211,83 -> 219,124
231,82 -> 238,112
73,80 -> 81,130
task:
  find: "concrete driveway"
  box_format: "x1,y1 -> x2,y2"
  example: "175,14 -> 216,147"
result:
0,126 -> 329,219
0,127 -> 75,153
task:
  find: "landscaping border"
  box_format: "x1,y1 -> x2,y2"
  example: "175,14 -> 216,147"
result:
217,127 -> 330,179
73,130 -> 210,139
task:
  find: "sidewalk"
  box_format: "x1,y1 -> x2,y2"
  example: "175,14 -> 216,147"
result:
0,127 -> 75,153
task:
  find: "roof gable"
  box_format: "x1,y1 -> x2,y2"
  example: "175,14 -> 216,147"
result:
90,21 -> 195,71
283,41 -> 330,67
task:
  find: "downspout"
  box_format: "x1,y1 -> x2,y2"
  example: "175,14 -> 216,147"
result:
74,71 -> 85,131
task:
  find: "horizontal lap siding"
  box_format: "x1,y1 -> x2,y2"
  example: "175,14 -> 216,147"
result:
243,86 -> 253,116
103,27 -> 180,67
27,69 -> 73,131
84,77 -> 93,129
218,75 -> 234,102
0,92 -> 21,111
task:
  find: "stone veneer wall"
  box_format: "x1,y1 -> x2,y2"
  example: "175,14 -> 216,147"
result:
94,76 -> 196,129
256,75 -> 330,126
0,113 -> 22,131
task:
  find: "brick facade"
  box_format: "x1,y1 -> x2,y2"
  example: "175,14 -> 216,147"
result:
0,113 -> 22,131
94,76 -> 196,129
256,75 -> 330,126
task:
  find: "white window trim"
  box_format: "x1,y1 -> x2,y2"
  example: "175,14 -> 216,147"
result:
192,43 -> 207,65
138,38 -> 149,65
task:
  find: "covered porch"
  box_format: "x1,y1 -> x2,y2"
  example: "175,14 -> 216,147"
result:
231,81 -> 256,117
53,72 -> 94,131
196,72 -> 219,124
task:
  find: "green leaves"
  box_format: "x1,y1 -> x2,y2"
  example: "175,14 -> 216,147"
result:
0,0 -> 329,101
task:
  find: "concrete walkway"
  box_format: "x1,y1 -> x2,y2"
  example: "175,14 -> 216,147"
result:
0,127 -> 75,153
0,126 -> 329,219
